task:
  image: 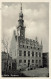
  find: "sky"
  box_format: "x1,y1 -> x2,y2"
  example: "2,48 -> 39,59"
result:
2,2 -> 49,52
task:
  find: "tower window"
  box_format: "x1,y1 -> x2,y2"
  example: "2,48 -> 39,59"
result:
23,45 -> 25,48
24,51 -> 26,56
28,51 -> 30,56
19,50 -> 22,56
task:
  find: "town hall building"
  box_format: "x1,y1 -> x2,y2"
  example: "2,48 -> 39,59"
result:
9,4 -> 43,70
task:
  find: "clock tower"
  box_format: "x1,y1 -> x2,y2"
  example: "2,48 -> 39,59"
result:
17,3 -> 25,40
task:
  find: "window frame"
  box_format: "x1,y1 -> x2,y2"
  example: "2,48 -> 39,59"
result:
24,60 -> 26,63
28,51 -> 30,56
19,60 -> 22,63
24,51 -> 26,56
32,60 -> 34,63
19,50 -> 22,56
32,51 -> 34,56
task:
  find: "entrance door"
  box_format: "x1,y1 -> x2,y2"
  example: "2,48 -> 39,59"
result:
36,64 -> 38,68
12,63 -> 16,70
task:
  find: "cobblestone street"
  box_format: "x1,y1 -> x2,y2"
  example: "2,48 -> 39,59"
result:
22,68 -> 49,77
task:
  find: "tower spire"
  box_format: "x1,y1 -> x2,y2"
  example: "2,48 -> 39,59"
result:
21,3 -> 22,12
19,3 -> 23,21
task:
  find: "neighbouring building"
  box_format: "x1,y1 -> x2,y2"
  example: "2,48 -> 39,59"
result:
9,4 -> 43,70
2,51 -> 12,72
42,52 -> 49,67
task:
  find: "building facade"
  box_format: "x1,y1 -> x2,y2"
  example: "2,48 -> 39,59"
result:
42,52 -> 49,68
2,51 -> 12,73
10,4 -> 43,70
